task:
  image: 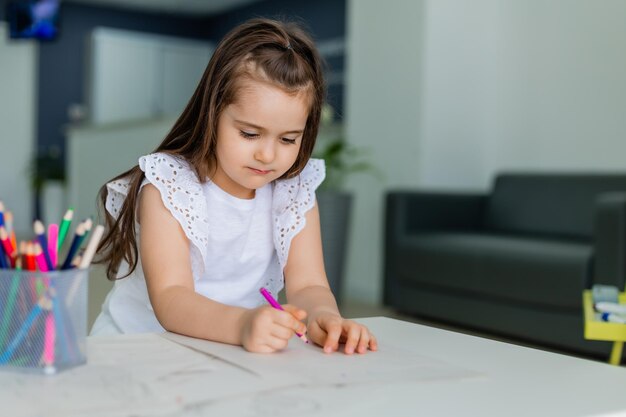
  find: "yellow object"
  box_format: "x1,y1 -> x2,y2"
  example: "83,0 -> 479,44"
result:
582,290 -> 626,365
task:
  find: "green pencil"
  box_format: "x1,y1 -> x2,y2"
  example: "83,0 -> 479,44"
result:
0,270 -> 21,350
57,207 -> 74,251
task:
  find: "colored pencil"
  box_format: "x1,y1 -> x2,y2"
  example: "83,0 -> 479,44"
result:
5,212 -> 16,251
32,243 -> 48,298
0,241 -> 7,269
259,287 -> 309,343
66,225 -> 104,307
57,207 -> 74,251
33,242 -> 49,272
0,227 -> 15,268
0,296 -> 50,364
71,249 -> 84,269
25,242 -> 36,271
42,313 -> 56,371
0,201 -> 5,228
47,223 -> 59,268
79,218 -> 93,248
18,241 -> 27,270
60,222 -> 86,270
78,224 -> 103,269
34,220 -> 53,271
24,242 -> 38,302
0,269 -> 21,350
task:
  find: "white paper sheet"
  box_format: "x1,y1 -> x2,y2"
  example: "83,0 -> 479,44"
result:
161,331 -> 480,386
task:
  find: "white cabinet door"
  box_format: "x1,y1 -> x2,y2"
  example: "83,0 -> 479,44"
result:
161,42 -> 212,116
89,28 -> 212,125
90,28 -> 159,124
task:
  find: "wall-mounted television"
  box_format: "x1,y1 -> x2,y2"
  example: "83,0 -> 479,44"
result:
7,0 -> 60,40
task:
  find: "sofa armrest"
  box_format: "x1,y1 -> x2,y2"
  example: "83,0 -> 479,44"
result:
385,191 -> 487,239
383,191 -> 487,306
593,192 -> 626,290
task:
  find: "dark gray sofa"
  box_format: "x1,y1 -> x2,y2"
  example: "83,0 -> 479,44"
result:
384,174 -> 626,358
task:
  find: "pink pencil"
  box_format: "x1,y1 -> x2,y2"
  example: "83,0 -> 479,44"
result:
259,287 -> 309,343
43,313 -> 56,372
33,242 -> 49,272
34,220 -> 53,271
47,223 -> 59,269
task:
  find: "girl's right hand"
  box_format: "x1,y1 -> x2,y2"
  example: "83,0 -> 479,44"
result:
239,305 -> 307,353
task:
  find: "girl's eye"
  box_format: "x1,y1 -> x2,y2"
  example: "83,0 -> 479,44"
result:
282,138 -> 297,144
239,130 -> 259,139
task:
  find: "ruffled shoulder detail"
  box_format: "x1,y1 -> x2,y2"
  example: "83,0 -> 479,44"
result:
104,153 -> 209,277
272,158 -> 326,269
138,153 -> 209,275
105,177 -> 131,220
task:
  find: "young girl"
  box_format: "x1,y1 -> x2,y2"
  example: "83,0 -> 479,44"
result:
91,18 -> 377,355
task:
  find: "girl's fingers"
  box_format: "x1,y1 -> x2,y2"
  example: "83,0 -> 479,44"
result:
283,304 -> 307,321
306,320 -> 328,347
280,305 -> 308,334
369,332 -> 378,351
343,322 -> 362,354
323,320 -> 343,353
266,335 -> 290,352
356,327 -> 371,354
270,323 -> 295,340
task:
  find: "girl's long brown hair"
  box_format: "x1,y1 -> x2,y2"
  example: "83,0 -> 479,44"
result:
96,18 -> 326,280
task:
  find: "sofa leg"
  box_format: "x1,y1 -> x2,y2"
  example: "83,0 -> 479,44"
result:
609,342 -> 623,365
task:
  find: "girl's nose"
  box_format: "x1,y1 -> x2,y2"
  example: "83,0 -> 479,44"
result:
254,140 -> 275,164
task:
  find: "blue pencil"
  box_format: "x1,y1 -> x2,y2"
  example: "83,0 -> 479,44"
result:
0,242 -> 7,269
60,222 -> 86,270
0,201 -> 5,228
0,297 -> 46,364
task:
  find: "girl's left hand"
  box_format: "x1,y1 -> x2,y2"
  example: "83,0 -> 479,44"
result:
307,311 -> 378,354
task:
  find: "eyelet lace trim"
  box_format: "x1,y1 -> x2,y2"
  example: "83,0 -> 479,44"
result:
272,158 -> 326,269
106,153 -> 209,278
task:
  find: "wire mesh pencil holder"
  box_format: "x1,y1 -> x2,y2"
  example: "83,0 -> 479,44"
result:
0,268 -> 89,375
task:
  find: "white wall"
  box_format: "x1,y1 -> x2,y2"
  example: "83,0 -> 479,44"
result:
417,0 -> 498,189
345,0 -> 626,304
418,0 -> 626,190
0,22 -> 37,237
344,0 -> 424,302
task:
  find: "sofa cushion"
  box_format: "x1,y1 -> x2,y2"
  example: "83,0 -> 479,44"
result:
485,174 -> 626,239
396,233 -> 592,309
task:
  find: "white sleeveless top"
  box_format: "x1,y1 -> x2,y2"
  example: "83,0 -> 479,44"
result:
99,152 -> 325,333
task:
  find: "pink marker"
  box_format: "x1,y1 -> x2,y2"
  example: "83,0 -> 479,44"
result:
259,287 -> 309,344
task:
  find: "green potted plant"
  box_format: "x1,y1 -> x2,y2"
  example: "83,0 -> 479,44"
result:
313,135 -> 378,305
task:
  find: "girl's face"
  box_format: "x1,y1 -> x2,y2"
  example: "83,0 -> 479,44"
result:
213,79 -> 309,199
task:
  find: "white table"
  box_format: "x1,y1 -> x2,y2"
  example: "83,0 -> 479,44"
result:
3,317 -> 626,417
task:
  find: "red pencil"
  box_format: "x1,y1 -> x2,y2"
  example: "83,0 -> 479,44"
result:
5,211 -> 17,251
0,226 -> 16,268
25,242 -> 37,271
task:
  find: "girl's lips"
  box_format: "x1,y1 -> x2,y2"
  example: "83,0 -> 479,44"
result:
248,167 -> 271,175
